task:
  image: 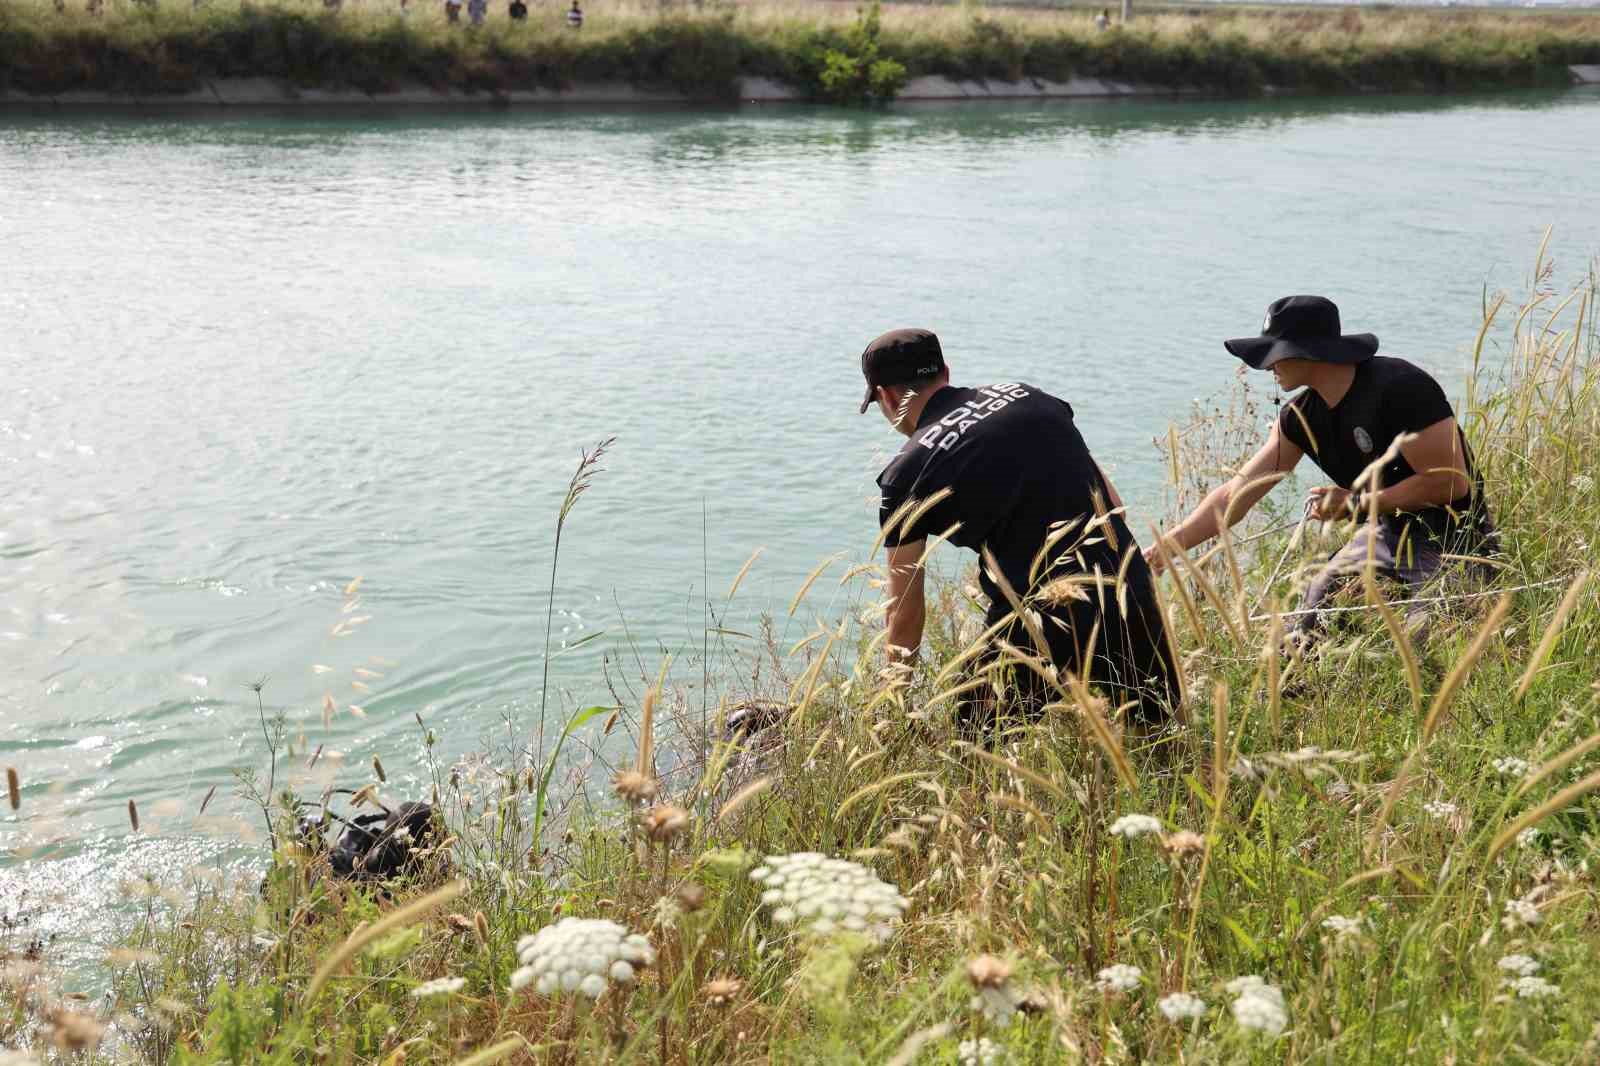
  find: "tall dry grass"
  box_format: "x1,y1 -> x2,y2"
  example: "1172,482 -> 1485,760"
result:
4,247 -> 1600,1064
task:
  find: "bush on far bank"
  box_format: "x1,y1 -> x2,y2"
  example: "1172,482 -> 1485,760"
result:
1,0 -> 1598,102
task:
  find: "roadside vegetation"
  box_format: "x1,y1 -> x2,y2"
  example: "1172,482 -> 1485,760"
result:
3,242 -> 1600,1064
1,0 -> 1599,104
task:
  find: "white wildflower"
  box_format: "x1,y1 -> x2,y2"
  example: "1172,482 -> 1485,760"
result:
957,1037 -> 1004,1066
1517,828 -> 1541,848
970,987 -> 1019,1028
1509,975 -> 1559,999
1095,964 -> 1143,993
410,976 -> 465,999
1504,899 -> 1542,928
1421,800 -> 1458,820
1491,757 -> 1529,778
1326,780 -> 1352,800
1107,814 -> 1162,839
1225,975 -> 1280,999
1321,915 -> 1363,939
1572,474 -> 1595,493
1227,976 -> 1287,1037
749,852 -> 908,943
509,917 -> 655,999
1157,992 -> 1207,1021
1496,954 -> 1540,977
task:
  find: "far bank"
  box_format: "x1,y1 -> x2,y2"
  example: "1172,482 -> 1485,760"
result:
3,1 -> 1600,109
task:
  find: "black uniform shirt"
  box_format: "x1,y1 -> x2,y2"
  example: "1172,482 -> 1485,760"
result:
876,383 -> 1121,615
1278,355 -> 1486,547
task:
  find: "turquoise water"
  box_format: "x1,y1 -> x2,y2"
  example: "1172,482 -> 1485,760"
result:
3,88 -> 1599,957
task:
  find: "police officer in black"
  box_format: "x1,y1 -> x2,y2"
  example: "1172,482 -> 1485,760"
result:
862,328 -> 1179,732
1146,296 -> 1497,639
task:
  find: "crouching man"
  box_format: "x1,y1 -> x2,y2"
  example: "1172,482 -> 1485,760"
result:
1145,296 -> 1498,641
860,328 -> 1178,734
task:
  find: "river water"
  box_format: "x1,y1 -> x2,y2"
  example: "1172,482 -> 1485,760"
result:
3,88 -> 1599,960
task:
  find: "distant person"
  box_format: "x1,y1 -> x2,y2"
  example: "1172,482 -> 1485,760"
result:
566,0 -> 582,27
399,0 -> 411,15
1094,8 -> 1110,31
444,0 -> 462,21
1146,296 -> 1499,644
468,0 -> 487,23
509,0 -> 527,19
860,328 -> 1178,735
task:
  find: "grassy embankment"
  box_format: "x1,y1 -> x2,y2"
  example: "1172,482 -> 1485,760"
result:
3,243 -> 1600,1066
1,0 -> 1600,103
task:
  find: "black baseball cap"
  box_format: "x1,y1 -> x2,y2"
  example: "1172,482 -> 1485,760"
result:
858,328 -> 946,414
1224,295 -> 1379,371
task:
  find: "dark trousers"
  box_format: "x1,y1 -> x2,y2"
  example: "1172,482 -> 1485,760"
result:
1293,519 -> 1499,641
957,557 -> 1178,739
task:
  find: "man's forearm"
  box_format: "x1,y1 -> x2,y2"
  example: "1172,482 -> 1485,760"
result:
1168,483 -> 1233,551
1366,470 -> 1470,516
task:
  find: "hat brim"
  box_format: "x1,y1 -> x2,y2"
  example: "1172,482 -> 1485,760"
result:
1223,332 -> 1379,371
858,381 -> 876,415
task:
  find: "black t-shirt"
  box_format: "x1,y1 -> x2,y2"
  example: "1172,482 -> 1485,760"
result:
877,383 -> 1125,614
1278,355 -> 1487,548
509,0 -> 527,15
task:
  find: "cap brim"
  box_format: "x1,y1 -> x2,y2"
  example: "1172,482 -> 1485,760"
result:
1224,333 -> 1379,370
858,382 -> 875,414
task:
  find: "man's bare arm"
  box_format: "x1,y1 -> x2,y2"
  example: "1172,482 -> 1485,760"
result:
1145,423 -> 1304,570
885,540 -> 927,665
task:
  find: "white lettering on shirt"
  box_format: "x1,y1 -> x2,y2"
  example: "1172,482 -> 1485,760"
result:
917,384 -> 1031,452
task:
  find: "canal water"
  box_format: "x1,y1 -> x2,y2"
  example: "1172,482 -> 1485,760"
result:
3,87 -> 1599,962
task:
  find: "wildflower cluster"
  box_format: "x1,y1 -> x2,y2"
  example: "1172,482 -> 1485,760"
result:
957,1037 -> 1004,1065
1509,975 -> 1559,999
1321,915 -> 1364,941
1227,976 -> 1288,1037
410,976 -> 465,999
1095,964 -> 1142,993
509,918 -> 655,999
1108,814 -> 1162,838
1492,756 -> 1530,778
1497,953 -> 1540,977
1421,799 -> 1458,820
749,852 -> 908,941
966,954 -> 1021,1028
1504,898 -> 1542,929
1158,992 -> 1207,1021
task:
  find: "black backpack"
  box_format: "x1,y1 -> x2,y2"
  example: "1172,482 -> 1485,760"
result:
300,796 -> 438,882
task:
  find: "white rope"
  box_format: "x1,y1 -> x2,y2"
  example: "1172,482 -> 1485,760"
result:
1250,498 -> 1317,616
1247,575 -> 1568,624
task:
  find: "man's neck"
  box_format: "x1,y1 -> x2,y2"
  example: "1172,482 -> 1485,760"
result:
896,382 -> 949,436
1307,364 -> 1358,408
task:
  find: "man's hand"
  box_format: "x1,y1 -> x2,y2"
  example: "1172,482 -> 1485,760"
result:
1142,536 -> 1175,575
1307,485 -> 1354,521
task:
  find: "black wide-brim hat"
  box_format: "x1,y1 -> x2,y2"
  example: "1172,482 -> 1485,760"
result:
1225,295 -> 1378,370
